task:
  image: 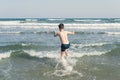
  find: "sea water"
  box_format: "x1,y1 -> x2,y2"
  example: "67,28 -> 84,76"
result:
0,18 -> 120,80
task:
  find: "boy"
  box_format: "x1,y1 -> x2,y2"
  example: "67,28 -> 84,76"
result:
54,23 -> 74,59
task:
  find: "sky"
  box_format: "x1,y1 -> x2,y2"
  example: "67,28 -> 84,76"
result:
0,0 -> 120,18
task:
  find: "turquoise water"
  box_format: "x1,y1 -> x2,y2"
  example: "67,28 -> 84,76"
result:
0,18 -> 120,80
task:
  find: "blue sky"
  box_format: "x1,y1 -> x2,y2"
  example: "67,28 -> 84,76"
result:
0,0 -> 120,18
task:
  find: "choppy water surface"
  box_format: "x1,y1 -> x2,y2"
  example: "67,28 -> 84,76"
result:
0,18 -> 120,80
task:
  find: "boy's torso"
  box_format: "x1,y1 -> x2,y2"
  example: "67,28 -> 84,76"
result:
58,31 -> 69,44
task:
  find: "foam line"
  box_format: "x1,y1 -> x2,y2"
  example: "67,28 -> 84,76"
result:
0,51 -> 11,60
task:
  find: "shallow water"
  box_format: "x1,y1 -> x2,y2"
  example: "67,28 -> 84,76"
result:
0,18 -> 120,80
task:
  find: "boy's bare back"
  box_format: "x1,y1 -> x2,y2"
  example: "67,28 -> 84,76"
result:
55,30 -> 74,44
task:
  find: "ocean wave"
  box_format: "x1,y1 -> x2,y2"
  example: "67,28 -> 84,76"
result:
0,21 -> 20,25
0,50 -> 107,60
74,19 -> 101,22
0,32 -> 22,34
0,21 -> 120,29
0,31 -> 106,35
0,43 -> 119,60
114,19 -> 120,21
47,18 -> 65,21
0,30 -> 94,35
104,45 -> 120,56
10,50 -> 108,59
3,30 -> 120,35
1,31 -> 120,35
25,19 -> 38,22
0,25 -> 119,30
0,51 -> 11,60
71,43 -> 108,48
105,32 -> 120,35
15,50 -> 110,58
0,31 -> 43,34
0,43 -> 32,51
75,31 -> 107,34
20,31 -> 54,34
10,50 -> 38,59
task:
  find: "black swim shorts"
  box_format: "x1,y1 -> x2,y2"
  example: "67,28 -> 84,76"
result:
61,43 -> 70,51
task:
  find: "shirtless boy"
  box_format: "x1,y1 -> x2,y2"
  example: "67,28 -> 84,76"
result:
54,23 -> 74,59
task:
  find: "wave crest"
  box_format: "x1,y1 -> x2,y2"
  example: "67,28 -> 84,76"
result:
0,43 -> 120,60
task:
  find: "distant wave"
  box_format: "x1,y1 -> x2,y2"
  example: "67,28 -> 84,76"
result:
47,18 -> 65,21
75,31 -> 120,35
114,19 -> 120,21
74,19 -> 101,22
71,43 -> 108,48
105,32 -> 120,35
1,31 -> 120,35
0,31 -> 54,34
0,23 -> 120,29
75,31 -> 106,34
0,32 -> 22,34
25,19 -> 38,22
0,31 -> 104,35
0,43 -> 32,51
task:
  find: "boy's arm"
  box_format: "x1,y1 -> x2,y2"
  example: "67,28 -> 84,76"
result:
54,31 -> 59,37
67,31 -> 75,35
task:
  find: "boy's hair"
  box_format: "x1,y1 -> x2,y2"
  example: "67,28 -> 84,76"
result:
58,23 -> 64,29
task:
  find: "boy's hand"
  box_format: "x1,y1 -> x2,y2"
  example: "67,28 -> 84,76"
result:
54,31 -> 57,37
54,31 -> 59,37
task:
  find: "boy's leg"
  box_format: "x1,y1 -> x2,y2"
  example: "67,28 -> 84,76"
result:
61,51 -> 65,59
65,50 -> 69,56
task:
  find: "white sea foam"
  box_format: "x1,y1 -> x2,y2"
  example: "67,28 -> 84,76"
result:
71,43 -> 107,48
48,18 -> 65,21
44,57 -> 82,77
0,21 -> 20,25
106,32 -> 120,35
0,21 -> 120,29
25,19 -> 38,22
0,47 -> 108,60
24,50 -> 107,59
24,50 -> 60,58
0,32 -> 21,34
70,51 -> 107,58
21,43 -> 30,46
0,51 -> 11,60
0,50 -> 59,60
52,70 -> 83,77
74,19 -> 101,22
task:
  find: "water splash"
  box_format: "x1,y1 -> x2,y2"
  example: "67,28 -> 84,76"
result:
44,57 -> 82,77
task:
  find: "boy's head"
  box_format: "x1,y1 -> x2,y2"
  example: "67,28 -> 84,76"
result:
58,23 -> 64,30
